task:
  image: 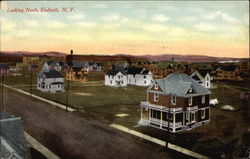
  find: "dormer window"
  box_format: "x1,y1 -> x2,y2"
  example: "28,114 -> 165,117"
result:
188,97 -> 193,106
171,96 -> 176,105
154,93 -> 159,102
202,95 -> 205,104
154,84 -> 159,90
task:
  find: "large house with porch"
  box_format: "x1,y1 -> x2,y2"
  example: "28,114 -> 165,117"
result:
140,73 -> 210,133
37,70 -> 64,93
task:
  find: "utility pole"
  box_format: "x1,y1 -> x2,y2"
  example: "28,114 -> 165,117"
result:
30,67 -> 33,96
1,73 -> 4,110
166,93 -> 172,150
65,49 -> 73,112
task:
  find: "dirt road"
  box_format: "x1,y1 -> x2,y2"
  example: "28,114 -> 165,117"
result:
2,87 -> 179,159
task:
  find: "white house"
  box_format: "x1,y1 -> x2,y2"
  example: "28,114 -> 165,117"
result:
191,69 -> 212,89
127,67 -> 153,86
105,69 -> 127,87
37,70 -> 64,93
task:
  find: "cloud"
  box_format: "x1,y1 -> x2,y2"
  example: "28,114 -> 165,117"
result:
102,14 -> 120,22
194,23 -> 217,31
68,14 -> 85,20
204,11 -> 221,20
46,20 -> 67,29
1,17 -> 16,31
152,14 -> 169,22
221,13 -> 240,24
24,20 -> 39,27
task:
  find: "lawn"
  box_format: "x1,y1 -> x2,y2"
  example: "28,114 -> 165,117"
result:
3,72 -> 250,159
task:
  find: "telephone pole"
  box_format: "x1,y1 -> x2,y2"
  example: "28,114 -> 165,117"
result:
166,93 -> 172,150
65,50 -> 73,112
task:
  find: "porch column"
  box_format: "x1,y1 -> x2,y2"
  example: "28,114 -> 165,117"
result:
141,107 -> 143,120
160,110 -> 163,128
173,113 -> 176,128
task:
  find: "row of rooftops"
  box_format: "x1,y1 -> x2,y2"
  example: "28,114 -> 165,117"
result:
106,66 -> 150,76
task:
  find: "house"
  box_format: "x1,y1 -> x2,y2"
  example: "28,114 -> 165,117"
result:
139,73 -> 210,133
0,111 -> 31,159
42,61 -> 65,71
191,69 -> 212,89
66,67 -> 88,82
105,69 -> 127,87
127,67 -> 153,86
72,62 -> 90,72
89,62 -> 103,72
28,64 -> 39,71
0,64 -> 10,76
37,69 -> 64,93
215,65 -> 241,80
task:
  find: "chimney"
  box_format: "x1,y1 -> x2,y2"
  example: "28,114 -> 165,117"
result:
70,50 -> 73,55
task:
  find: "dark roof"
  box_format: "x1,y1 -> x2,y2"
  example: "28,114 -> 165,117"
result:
72,67 -> 83,72
192,74 -> 201,81
38,70 -> 63,78
218,65 -> 237,71
0,111 -> 31,159
58,62 -> 65,66
141,69 -> 150,74
197,69 -> 210,77
0,64 -> 9,69
127,67 -> 150,75
127,67 -> 143,75
106,69 -> 127,75
51,82 -> 64,85
147,73 -> 210,97
29,65 -> 38,68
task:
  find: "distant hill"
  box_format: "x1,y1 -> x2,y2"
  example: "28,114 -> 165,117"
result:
1,51 -> 247,63
138,54 -> 247,63
0,51 -> 66,57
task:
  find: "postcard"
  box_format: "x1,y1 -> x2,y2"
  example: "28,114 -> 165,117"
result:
0,1 -> 249,159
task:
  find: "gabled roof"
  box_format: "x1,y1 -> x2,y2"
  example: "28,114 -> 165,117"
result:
72,62 -> 89,68
127,67 -> 143,75
218,65 -> 237,71
106,69 -> 127,75
127,67 -> 150,75
196,69 -> 210,77
0,64 -> 9,69
38,70 -> 63,78
147,73 -> 210,97
0,111 -> 31,159
192,74 -> 201,81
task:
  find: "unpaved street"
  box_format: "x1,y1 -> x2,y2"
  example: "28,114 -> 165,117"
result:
2,87 -> 178,159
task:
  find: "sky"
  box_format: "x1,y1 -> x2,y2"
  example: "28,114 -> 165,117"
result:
0,1 -> 249,58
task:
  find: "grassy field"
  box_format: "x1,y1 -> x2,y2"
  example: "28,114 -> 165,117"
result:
3,71 -> 250,158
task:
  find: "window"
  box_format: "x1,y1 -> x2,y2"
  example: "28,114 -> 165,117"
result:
191,113 -> 195,122
58,84 -> 60,88
121,75 -> 123,78
154,93 -> 159,102
171,96 -> 176,105
144,75 -> 146,79
186,113 -> 190,121
144,81 -> 146,84
121,81 -> 123,84
188,97 -> 192,106
154,84 -> 159,90
202,95 -> 205,104
133,75 -> 135,78
151,110 -> 161,119
110,80 -> 112,84
201,109 -> 205,119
